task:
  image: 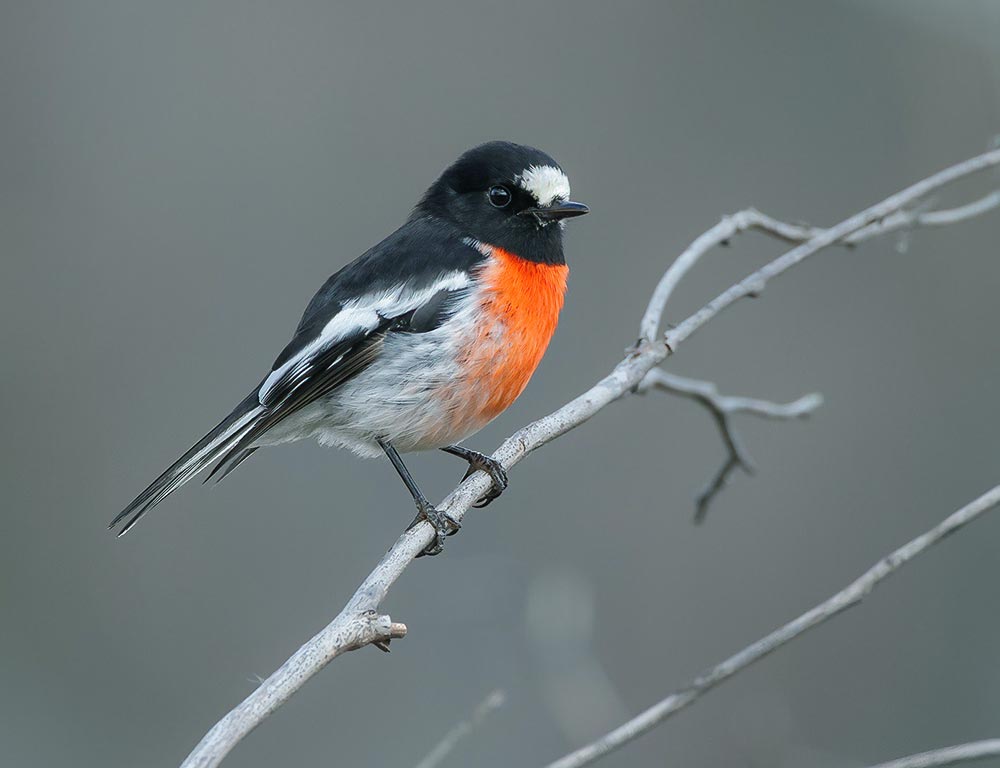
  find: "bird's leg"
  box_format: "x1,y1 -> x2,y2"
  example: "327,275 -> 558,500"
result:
440,444 -> 509,508
377,437 -> 458,557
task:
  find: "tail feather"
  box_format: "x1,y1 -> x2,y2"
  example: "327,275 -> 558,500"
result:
110,394 -> 263,536
204,447 -> 259,485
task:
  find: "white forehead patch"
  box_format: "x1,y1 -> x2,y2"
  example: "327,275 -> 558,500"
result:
515,164 -> 571,206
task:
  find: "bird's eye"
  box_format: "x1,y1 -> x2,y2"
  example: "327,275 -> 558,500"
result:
487,185 -> 512,208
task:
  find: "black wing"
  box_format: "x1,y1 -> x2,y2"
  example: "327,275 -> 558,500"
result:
205,325 -> 388,479
270,216 -> 487,372
207,219 -> 485,479
111,216 -> 485,534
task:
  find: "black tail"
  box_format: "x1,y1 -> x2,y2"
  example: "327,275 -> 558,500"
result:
109,394 -> 263,536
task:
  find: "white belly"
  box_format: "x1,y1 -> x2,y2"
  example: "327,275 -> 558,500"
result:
257,306 -> 494,457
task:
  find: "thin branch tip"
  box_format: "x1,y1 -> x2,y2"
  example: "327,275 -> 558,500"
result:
415,688 -> 507,768
792,392 -> 824,413
547,485 -> 1000,767
865,739 -> 1000,768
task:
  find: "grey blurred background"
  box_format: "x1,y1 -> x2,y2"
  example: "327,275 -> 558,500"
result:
2,2 -> 999,766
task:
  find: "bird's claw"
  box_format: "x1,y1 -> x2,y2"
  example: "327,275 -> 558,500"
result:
460,452 -> 509,508
409,503 -> 460,557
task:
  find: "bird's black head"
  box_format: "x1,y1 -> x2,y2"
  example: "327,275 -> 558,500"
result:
414,141 -> 589,265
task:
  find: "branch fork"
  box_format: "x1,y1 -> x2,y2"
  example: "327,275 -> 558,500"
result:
637,369 -> 823,519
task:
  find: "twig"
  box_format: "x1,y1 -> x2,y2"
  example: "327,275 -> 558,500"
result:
638,188 -> 1000,343
867,740 -> 1000,768
180,148 -> 1000,768
634,186 -> 997,517
637,369 -> 822,521
414,689 -> 506,768
639,208 -> 822,343
541,485 -> 1000,768
847,190 -> 1000,243
661,151 -> 1000,359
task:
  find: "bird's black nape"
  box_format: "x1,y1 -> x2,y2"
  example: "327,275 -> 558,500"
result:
413,141 -> 575,265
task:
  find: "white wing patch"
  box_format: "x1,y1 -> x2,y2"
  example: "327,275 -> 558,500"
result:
515,164 -> 571,207
462,237 -> 493,257
258,271 -> 471,405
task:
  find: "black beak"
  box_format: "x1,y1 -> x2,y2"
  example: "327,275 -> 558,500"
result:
519,200 -> 590,222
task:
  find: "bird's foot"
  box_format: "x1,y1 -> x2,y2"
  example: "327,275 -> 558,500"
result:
408,502 -> 460,557
464,452 -> 508,508
449,448 -> 508,508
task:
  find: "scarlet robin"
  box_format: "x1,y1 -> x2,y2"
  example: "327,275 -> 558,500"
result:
111,141 -> 588,554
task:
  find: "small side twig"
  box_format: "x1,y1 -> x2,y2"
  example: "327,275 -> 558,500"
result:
414,690 -> 506,768
866,739 -> 1000,768
637,369 -> 822,521
542,484 -> 1000,768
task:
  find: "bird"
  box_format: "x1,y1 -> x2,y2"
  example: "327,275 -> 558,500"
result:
110,141 -> 588,555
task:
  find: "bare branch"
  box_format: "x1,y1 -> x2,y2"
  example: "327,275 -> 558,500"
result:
542,485 -> 1000,768
638,370 -> 823,423
638,188 -> 1000,343
414,689 -> 506,768
866,740 -> 1000,768
639,208 -> 821,343
847,190 -> 1000,243
693,453 -> 743,523
181,148 -> 1000,768
637,369 -> 822,521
